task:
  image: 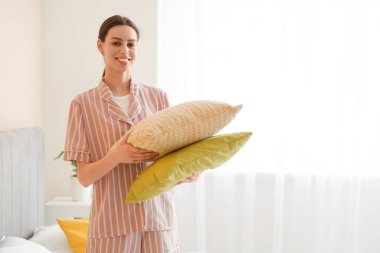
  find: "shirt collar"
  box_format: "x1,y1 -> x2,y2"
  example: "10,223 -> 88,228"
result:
98,78 -> 139,101
98,78 -> 142,125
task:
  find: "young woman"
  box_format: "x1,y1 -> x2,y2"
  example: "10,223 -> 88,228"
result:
64,15 -> 199,253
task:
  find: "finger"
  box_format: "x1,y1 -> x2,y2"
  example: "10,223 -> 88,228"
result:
128,144 -> 158,154
135,149 -> 159,155
176,179 -> 189,185
186,174 -> 200,182
188,174 -> 198,179
132,152 -> 159,158
130,150 -> 158,156
130,153 -> 159,163
125,150 -> 156,158
129,157 -> 155,163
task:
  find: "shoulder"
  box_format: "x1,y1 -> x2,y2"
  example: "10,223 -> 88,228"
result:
136,82 -> 170,109
70,87 -> 99,106
137,83 -> 167,97
136,83 -> 169,104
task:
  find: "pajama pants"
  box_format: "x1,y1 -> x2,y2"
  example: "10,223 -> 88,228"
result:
86,229 -> 179,253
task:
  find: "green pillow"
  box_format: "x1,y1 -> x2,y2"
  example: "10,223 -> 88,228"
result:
126,132 -> 252,203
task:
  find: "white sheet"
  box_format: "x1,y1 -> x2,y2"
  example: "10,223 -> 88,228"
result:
29,225 -> 72,253
0,236 -> 52,253
0,225 -> 72,253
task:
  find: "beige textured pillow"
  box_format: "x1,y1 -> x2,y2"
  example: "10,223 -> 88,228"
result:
128,100 -> 242,157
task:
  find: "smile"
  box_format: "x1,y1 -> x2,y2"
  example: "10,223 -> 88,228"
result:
115,57 -> 131,65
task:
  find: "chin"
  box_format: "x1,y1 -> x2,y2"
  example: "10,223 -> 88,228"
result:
119,67 -> 132,74
110,65 -> 131,73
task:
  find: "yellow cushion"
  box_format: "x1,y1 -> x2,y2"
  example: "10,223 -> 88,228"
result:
127,100 -> 242,157
56,218 -> 89,253
126,132 -> 252,203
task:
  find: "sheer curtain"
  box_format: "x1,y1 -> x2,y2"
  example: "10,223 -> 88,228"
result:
157,0 -> 380,252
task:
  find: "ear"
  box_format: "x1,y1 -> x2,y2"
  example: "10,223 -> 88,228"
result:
97,39 -> 104,55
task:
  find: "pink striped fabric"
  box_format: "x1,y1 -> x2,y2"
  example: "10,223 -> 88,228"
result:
86,229 -> 179,253
64,79 -> 177,239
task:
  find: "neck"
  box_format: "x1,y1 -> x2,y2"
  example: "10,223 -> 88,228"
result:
103,69 -> 131,96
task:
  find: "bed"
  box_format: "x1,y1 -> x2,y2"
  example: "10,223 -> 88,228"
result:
0,128 -> 72,253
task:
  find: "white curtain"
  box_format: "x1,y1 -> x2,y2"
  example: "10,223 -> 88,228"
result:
157,0 -> 380,252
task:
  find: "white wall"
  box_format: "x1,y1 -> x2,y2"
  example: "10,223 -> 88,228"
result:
0,0 -> 42,131
43,0 -> 158,201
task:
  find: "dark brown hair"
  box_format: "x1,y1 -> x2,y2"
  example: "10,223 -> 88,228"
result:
98,15 -> 140,77
98,15 -> 140,42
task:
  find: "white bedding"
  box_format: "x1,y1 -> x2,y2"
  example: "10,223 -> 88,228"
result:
0,225 -> 72,253
0,237 -> 52,253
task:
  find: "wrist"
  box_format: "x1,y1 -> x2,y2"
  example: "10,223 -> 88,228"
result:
106,149 -> 120,168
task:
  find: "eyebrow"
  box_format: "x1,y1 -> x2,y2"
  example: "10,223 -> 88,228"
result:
110,37 -> 136,42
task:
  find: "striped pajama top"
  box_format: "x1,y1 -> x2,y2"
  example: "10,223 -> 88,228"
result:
63,79 -> 177,239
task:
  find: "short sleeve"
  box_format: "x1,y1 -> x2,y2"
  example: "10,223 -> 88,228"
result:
63,99 -> 92,163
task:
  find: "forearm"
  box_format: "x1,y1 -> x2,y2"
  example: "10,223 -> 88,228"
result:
77,152 -> 119,187
76,130 -> 158,187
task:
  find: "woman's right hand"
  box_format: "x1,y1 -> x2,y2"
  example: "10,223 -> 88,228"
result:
109,130 -> 159,164
77,130 -> 158,187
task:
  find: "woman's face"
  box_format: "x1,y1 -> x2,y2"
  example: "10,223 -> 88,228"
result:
97,25 -> 138,74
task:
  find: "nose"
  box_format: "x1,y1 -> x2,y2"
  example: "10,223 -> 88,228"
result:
120,45 -> 129,55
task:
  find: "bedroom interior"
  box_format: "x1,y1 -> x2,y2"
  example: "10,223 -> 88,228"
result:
2,0 -> 380,253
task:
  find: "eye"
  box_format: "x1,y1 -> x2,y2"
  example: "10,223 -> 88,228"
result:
127,42 -> 135,48
112,41 -> 122,46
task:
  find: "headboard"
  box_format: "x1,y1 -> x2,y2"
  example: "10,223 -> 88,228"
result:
0,128 -> 44,239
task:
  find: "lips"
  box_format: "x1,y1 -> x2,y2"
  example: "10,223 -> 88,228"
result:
115,57 -> 131,65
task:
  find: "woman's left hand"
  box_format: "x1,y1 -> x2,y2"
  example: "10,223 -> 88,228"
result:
176,172 -> 202,185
